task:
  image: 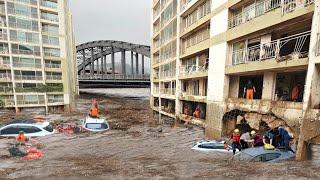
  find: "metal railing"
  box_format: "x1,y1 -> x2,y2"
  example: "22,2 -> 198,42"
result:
232,31 -> 311,65
4,99 -> 15,106
45,63 -> 61,68
180,63 -> 208,76
44,51 -> 60,57
7,7 -> 38,18
228,0 -> 314,29
46,75 -> 62,80
41,14 -> 59,22
0,6 -> 5,14
0,63 -> 10,68
48,98 -> 64,103
181,27 -> 210,55
0,49 -> 9,54
13,62 -> 42,68
78,74 -> 150,80
161,70 -> 175,79
9,22 -> 39,31
181,0 -> 193,11
16,100 -> 45,105
0,87 -> 13,93
0,74 -> 11,80
228,0 -> 281,29
40,0 -> 58,9
160,88 -> 175,95
12,49 -> 41,56
282,0 -> 314,14
14,75 -> 43,80
0,34 -> 8,41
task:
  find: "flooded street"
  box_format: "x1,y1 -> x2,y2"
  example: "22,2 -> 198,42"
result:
0,88 -> 320,179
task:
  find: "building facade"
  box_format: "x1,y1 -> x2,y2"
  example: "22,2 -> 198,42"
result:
151,0 -> 320,159
0,0 -> 77,113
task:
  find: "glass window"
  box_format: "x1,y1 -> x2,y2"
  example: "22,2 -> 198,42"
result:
86,123 -> 108,130
18,126 -> 41,133
0,126 -> 20,134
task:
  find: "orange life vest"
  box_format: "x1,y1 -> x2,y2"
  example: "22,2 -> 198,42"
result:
16,134 -> 27,143
90,107 -> 98,117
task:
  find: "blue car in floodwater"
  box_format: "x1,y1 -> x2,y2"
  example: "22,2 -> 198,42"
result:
232,147 -> 295,162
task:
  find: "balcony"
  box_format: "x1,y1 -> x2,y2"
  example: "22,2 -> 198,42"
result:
12,49 -> 41,56
181,27 -> 210,56
46,75 -> 62,81
48,98 -> 64,104
16,99 -> 45,106
0,48 -> 9,55
0,33 -> 7,41
160,88 -> 176,96
0,87 -> 13,94
40,0 -> 58,9
13,62 -> 42,69
228,0 -> 314,29
9,22 -> 39,31
231,31 -> 311,65
0,74 -> 11,81
7,8 -> 38,19
181,0 -> 193,12
15,75 -> 43,81
160,71 -> 175,80
0,5 -> 5,14
179,64 -> 208,79
3,99 -> 15,107
41,13 -> 59,23
44,51 -> 60,58
45,63 -> 61,69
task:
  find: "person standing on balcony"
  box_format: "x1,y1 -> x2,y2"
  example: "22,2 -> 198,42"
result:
243,80 -> 256,99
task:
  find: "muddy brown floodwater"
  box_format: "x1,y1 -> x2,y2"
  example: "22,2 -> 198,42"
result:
0,89 -> 320,180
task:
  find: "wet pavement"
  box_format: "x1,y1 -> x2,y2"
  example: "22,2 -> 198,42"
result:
0,88 -> 320,179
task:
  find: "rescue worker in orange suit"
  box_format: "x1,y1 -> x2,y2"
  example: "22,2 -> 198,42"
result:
243,80 -> 256,99
89,99 -> 99,118
291,84 -> 300,102
16,131 -> 28,144
230,129 -> 241,154
193,105 -> 201,118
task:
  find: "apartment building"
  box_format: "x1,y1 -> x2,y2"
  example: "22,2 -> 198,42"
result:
0,0 -> 77,113
151,0 -> 320,159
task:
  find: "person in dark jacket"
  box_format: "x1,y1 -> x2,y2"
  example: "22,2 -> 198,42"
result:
278,127 -> 294,153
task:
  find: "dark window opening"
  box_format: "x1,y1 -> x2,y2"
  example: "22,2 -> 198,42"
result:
275,71 -> 306,102
161,99 -> 175,114
238,75 -> 263,99
182,101 -> 206,119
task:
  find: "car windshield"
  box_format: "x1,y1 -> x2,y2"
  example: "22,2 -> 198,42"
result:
86,123 -> 108,130
233,152 -> 253,161
44,125 -> 54,132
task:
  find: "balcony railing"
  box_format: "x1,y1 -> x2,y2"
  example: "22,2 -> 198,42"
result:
45,63 -> 61,68
9,22 -> 39,31
160,88 -> 175,95
232,31 -> 311,65
0,49 -> 9,54
0,74 -> 11,80
40,0 -> 58,9
46,75 -> 62,80
0,34 -> 7,41
161,71 -> 175,79
44,51 -> 60,57
181,27 -> 210,55
181,0 -> 193,11
48,98 -> 64,103
180,63 -> 208,76
0,63 -> 10,68
16,100 -> 45,105
12,49 -> 41,56
0,6 -> 5,14
4,99 -> 15,106
15,75 -> 43,81
228,0 -> 314,29
13,62 -> 42,69
0,87 -> 13,93
7,7 -> 38,18
41,14 -> 59,22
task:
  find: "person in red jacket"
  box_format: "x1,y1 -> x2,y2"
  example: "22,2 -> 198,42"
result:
230,129 -> 241,154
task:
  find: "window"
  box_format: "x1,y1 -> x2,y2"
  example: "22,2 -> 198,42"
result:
198,143 -> 225,149
0,126 -> 20,134
251,154 -> 266,162
265,153 -> 281,161
18,126 -> 41,133
86,123 -> 108,130
44,125 -> 53,132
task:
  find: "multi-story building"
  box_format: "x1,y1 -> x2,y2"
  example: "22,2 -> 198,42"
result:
151,0 -> 320,159
0,0 -> 77,113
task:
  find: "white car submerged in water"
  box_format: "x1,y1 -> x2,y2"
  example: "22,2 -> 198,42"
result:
0,120 -> 54,137
81,116 -> 110,132
192,140 -> 238,153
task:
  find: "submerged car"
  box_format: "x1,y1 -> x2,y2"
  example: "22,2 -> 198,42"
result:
192,140 -> 237,153
232,146 -> 294,162
0,120 -> 54,137
81,116 -> 110,132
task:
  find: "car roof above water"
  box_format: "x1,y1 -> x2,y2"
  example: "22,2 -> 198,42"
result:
3,120 -> 49,127
241,147 -> 284,157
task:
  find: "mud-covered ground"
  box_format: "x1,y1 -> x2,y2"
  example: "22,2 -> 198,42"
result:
0,89 -> 320,180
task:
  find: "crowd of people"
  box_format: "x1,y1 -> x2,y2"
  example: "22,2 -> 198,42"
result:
229,123 -> 294,154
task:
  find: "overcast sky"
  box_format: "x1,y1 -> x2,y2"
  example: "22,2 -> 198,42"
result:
69,0 -> 151,46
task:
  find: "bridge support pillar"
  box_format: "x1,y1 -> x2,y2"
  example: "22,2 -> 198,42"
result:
100,47 -> 104,77
104,55 -> 107,75
121,49 -> 126,78
142,55 -> 145,75
90,47 -> 94,78
111,47 -> 115,79
82,49 -> 85,75
135,52 -> 139,77
131,51 -> 134,76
